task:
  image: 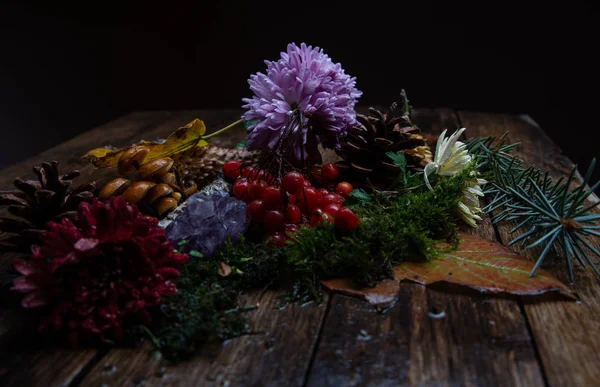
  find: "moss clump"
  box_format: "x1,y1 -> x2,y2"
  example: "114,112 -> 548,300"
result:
150,261 -> 248,361
283,168 -> 467,301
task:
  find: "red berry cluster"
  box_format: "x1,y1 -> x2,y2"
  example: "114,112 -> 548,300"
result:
223,160 -> 359,247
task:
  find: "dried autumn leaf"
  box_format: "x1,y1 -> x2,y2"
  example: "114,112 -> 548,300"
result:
321,278 -> 400,310
218,262 -> 232,277
322,233 -> 575,307
82,119 -> 209,168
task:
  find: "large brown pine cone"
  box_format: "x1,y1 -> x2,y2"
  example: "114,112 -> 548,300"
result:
335,97 -> 432,186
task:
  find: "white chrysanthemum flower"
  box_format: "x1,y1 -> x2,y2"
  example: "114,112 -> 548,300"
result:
458,172 -> 487,227
423,127 -> 487,227
424,128 -> 470,190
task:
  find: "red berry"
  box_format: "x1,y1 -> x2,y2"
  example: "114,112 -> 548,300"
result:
286,204 -> 301,224
310,165 -> 322,181
317,188 -> 329,197
310,211 -> 334,226
283,171 -> 304,194
233,178 -> 250,201
322,194 -> 339,207
321,164 -> 339,181
253,169 -> 266,181
241,166 -> 265,180
303,179 -> 313,188
285,223 -> 299,234
310,208 -> 323,219
267,232 -> 287,247
335,207 -> 359,230
263,171 -> 274,184
247,200 -> 266,222
240,166 -> 253,178
323,182 -> 337,192
223,160 -> 241,181
263,185 -> 283,208
264,210 -> 285,232
287,193 -> 297,204
299,187 -> 321,211
323,203 -> 341,217
248,180 -> 267,200
336,182 -> 353,197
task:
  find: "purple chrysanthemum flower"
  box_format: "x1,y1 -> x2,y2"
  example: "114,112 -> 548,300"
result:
242,43 -> 362,165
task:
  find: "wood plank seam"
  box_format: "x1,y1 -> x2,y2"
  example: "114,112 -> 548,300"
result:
455,109 -> 551,386
301,293 -> 334,387
427,109 -> 545,386
67,347 -> 111,387
517,300 -> 551,387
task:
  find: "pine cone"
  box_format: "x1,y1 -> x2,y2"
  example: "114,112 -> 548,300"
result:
0,161 -> 96,252
335,94 -> 432,186
173,145 -> 260,189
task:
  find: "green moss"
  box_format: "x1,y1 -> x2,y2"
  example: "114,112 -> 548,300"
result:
150,261 -> 249,361
282,168 -> 468,301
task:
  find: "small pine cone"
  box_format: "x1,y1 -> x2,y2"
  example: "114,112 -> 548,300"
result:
173,145 -> 260,189
0,161 -> 96,252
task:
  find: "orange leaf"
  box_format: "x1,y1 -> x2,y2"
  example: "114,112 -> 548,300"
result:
322,233 -> 575,308
82,119 -> 209,168
218,262 -> 232,277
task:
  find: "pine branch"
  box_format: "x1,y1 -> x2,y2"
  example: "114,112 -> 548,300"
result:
467,135 -> 600,282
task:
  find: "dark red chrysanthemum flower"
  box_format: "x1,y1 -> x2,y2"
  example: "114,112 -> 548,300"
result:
11,196 -> 188,345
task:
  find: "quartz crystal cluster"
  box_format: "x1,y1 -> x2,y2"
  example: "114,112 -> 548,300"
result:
165,190 -> 248,256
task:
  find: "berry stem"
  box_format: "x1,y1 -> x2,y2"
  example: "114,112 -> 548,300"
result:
202,119 -> 244,140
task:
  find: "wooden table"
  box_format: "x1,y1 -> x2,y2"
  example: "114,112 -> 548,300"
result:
0,109 -> 598,387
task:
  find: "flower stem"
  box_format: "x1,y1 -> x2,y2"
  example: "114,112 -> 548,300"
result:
141,325 -> 161,348
223,304 -> 257,315
202,119 -> 244,140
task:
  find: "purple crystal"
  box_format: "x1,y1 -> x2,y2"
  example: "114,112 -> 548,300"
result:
165,191 -> 248,257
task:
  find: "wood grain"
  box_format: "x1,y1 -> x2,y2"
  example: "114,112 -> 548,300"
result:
0,347 -> 98,387
79,291 -> 330,386
305,109 -> 544,386
308,287 -> 542,387
459,111 -> 600,387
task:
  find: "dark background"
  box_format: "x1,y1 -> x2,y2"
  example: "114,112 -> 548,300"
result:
1,2 -> 598,178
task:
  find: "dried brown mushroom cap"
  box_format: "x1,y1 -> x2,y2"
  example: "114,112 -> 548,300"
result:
171,192 -> 182,202
121,181 -> 157,204
98,178 -> 131,199
136,158 -> 174,180
159,172 -> 177,186
155,197 -> 179,216
118,146 -> 150,175
144,183 -> 175,204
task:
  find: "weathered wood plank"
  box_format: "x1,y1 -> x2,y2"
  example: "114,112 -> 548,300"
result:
308,287 -> 542,387
306,109 -> 544,386
0,347 -> 99,387
79,291 -> 330,386
458,111 -> 600,386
